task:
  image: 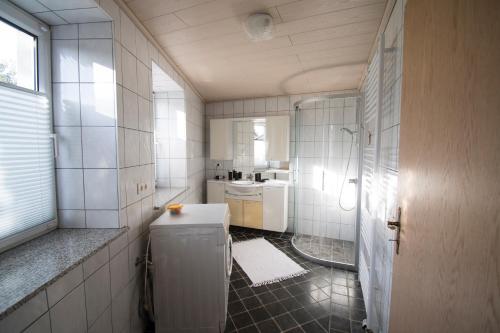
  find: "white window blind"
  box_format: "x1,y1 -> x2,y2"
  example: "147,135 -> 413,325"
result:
0,84 -> 56,247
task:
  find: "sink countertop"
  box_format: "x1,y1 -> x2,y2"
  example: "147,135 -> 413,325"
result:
207,179 -> 289,187
0,228 -> 126,319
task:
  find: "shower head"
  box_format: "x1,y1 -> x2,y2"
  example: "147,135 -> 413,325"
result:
341,128 -> 356,135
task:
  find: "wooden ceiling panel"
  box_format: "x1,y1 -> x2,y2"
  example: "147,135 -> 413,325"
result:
156,16 -> 245,47
143,14 -> 188,36
297,44 -> 371,63
170,36 -> 293,63
164,32 -> 251,56
175,0 -> 294,26
303,65 -> 365,92
194,64 -> 306,101
290,19 -> 380,44
156,2 -> 384,48
175,37 -> 373,68
125,0 -> 213,20
156,8 -> 284,48
274,2 -> 385,36
123,0 -> 387,100
181,55 -> 302,74
196,63 -> 365,101
276,0 -> 385,22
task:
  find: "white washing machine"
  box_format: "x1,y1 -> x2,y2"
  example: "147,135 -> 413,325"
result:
150,204 -> 232,333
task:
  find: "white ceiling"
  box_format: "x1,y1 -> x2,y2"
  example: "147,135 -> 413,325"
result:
125,0 -> 387,101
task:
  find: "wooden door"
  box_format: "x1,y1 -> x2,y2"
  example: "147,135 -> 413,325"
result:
390,1 -> 500,332
243,200 -> 263,229
225,198 -> 243,226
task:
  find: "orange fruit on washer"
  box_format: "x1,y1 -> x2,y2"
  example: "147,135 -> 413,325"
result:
167,203 -> 183,215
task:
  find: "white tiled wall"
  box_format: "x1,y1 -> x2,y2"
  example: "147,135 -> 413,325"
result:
40,0 -> 206,332
205,94 -> 359,241
114,12 -> 156,238
104,0 -> 205,330
359,1 -> 404,329
0,234 -> 143,333
101,0 -> 206,327
52,21 -> 120,229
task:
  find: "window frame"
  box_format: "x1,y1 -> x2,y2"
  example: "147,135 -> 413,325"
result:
0,1 -> 56,253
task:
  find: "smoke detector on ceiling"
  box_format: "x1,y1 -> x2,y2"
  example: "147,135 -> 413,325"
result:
244,13 -> 274,41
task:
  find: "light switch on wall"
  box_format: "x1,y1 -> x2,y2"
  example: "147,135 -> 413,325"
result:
136,183 -> 149,195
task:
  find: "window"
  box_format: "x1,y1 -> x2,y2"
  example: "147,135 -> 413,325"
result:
152,62 -> 187,205
0,18 -> 37,91
0,2 -> 55,253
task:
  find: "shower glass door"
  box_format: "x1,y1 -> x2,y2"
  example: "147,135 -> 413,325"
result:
292,95 -> 359,268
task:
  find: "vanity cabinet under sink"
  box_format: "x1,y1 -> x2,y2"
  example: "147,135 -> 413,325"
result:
243,200 -> 263,229
224,198 -> 244,227
207,180 -> 288,232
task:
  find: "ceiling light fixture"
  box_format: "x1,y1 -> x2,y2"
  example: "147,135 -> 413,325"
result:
243,13 -> 274,41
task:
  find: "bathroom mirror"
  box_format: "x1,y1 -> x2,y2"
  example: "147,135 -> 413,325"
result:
209,115 -> 291,179
232,118 -> 267,175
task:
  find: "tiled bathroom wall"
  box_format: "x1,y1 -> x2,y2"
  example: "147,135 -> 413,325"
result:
0,232 -> 143,333
44,0 -> 207,331
205,94 -> 359,241
113,4 -> 156,242
102,1 -> 206,332
52,21 -> 120,229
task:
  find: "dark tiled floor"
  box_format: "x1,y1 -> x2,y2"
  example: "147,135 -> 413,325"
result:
226,227 -> 366,333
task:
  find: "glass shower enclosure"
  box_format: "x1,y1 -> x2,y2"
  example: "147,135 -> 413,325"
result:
291,94 -> 361,270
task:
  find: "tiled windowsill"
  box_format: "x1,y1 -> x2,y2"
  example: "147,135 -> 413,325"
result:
0,228 -> 126,319
154,186 -> 188,208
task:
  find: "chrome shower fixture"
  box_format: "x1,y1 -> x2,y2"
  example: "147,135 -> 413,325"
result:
341,127 -> 356,135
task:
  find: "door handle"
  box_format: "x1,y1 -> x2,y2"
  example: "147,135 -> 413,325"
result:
322,170 -> 325,191
387,207 -> 401,254
226,235 -> 233,278
49,133 -> 58,158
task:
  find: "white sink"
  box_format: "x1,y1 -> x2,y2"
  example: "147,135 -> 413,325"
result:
231,180 -> 254,185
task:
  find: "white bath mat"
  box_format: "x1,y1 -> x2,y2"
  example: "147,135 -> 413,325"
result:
232,238 -> 309,287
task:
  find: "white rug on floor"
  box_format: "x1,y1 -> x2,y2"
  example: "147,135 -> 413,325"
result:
232,238 -> 309,287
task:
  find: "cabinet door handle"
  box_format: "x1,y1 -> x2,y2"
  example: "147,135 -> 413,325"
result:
225,191 -> 261,197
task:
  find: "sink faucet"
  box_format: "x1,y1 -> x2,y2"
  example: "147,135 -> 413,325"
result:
246,173 -> 253,180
